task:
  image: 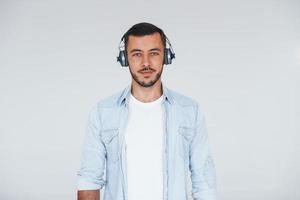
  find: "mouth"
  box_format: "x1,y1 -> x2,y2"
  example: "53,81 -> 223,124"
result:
141,71 -> 153,74
140,68 -> 154,74
140,70 -> 153,77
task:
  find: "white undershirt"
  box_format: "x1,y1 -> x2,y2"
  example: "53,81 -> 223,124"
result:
125,93 -> 164,200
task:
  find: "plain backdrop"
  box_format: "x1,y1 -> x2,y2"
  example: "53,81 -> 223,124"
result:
0,0 -> 299,199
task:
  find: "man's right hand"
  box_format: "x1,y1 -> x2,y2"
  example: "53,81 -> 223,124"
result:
77,190 -> 100,200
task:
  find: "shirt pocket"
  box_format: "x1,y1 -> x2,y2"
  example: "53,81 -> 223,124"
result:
101,128 -> 120,163
178,126 -> 194,159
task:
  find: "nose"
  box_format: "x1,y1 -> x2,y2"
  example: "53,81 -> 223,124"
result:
141,54 -> 150,67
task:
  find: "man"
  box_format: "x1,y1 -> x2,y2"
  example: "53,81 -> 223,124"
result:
77,22 -> 217,200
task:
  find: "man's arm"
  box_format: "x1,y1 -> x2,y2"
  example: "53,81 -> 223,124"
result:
77,104 -> 106,197
78,190 -> 100,200
189,104 -> 217,200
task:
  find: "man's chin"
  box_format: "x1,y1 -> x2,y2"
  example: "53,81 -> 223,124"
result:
131,71 -> 162,88
134,78 -> 157,88
139,81 -> 155,88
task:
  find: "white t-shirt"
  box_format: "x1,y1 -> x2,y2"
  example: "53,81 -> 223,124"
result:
125,93 -> 164,200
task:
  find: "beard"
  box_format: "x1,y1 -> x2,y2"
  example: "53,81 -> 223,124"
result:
129,66 -> 163,88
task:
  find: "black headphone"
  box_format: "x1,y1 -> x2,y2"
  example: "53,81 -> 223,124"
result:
117,35 -> 175,67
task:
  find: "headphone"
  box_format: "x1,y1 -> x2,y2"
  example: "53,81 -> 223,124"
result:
117,35 -> 175,67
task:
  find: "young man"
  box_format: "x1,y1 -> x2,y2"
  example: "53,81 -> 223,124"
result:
77,22 -> 217,200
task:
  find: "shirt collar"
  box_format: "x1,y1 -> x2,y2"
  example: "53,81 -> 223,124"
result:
117,82 -> 174,106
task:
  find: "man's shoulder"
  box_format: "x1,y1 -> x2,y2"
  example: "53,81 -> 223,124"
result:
92,86 -> 200,108
94,87 -> 127,108
166,87 -> 199,107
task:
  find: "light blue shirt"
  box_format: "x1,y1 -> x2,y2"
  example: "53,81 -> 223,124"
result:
77,83 -> 217,200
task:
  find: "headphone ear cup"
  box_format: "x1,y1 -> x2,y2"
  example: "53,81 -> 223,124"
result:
117,50 -> 128,67
164,48 -> 174,65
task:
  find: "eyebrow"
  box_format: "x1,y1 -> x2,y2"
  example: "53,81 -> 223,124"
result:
149,48 -> 161,52
129,48 -> 161,53
129,49 -> 142,53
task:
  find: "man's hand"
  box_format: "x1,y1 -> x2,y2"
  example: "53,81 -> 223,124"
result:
77,190 -> 100,200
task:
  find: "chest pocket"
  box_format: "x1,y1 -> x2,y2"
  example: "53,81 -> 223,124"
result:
178,126 -> 195,159
101,128 -> 120,163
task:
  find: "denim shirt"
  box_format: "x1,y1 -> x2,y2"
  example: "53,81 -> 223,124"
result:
77,84 -> 217,200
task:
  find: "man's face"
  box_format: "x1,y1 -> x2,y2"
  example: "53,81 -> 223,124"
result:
126,32 -> 165,88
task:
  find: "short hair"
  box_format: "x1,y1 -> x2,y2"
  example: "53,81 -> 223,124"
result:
121,22 -> 167,51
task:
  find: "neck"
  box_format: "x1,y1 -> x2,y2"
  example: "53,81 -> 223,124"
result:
131,79 -> 163,103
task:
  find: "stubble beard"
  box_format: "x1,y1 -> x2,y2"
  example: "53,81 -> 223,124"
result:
129,66 -> 163,88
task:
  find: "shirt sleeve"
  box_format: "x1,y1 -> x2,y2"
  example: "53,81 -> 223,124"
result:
189,103 -> 217,200
77,104 -> 107,190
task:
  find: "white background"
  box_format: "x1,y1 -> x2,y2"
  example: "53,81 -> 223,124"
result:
0,0 -> 299,199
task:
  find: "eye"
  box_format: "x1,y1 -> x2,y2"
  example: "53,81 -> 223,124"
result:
132,53 -> 142,57
150,52 -> 159,56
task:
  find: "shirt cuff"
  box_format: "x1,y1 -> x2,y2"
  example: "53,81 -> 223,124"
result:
77,178 -> 106,191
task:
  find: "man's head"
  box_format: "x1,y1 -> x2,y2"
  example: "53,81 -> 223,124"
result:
122,22 -> 167,51
121,22 -> 167,88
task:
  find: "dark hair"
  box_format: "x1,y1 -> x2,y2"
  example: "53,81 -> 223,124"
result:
121,22 -> 167,51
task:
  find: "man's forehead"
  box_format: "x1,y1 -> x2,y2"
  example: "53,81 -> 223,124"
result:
127,33 -> 164,48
